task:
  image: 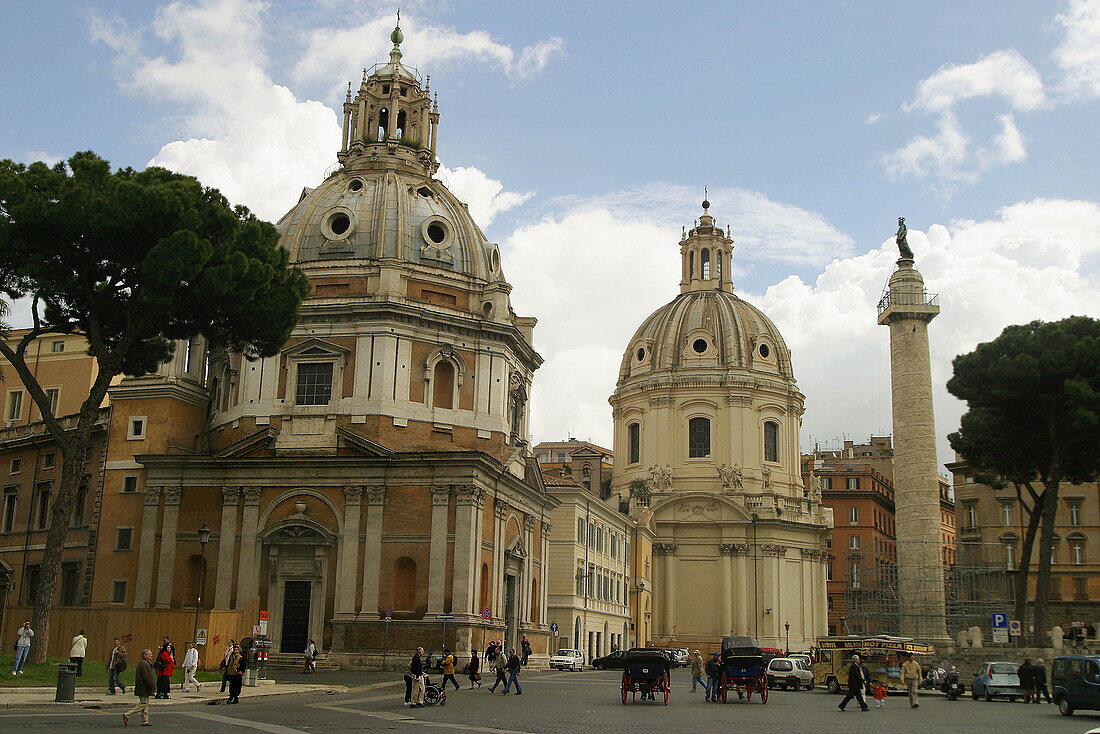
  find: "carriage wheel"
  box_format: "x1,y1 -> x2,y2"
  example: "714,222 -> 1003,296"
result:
760,675 -> 769,704
621,673 -> 628,704
664,673 -> 670,705
721,676 -> 728,703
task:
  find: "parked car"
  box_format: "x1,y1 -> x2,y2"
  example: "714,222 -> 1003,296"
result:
766,657 -> 815,690
592,650 -> 626,670
787,653 -> 812,669
549,648 -> 585,671
671,648 -> 690,667
1052,655 -> 1100,716
970,661 -> 1023,701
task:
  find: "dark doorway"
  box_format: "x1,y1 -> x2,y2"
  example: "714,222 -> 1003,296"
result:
281,581 -> 311,653
504,574 -> 517,652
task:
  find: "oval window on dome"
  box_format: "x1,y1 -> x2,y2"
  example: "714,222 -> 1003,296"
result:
420,216 -> 454,251
759,343 -> 770,359
348,179 -> 364,192
636,347 -> 646,362
491,249 -> 500,273
323,209 -> 356,241
692,338 -> 708,354
427,223 -> 446,244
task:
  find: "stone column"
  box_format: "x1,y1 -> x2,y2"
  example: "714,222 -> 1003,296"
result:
155,487 -> 183,607
360,486 -> 386,618
492,503 -> 508,612
214,487 -> 240,609
451,485 -> 484,617
134,486 -> 161,608
733,544 -> 750,636
426,486 -> 451,613
541,523 -> 551,625
719,544 -> 734,636
521,515 -> 535,623
335,486 -> 363,617
657,544 -> 677,638
235,487 -> 262,608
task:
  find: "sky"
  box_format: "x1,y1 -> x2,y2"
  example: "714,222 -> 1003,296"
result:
2,0 -> 1099,470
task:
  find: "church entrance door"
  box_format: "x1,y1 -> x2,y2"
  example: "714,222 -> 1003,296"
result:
281,580 -> 311,653
503,574 -> 517,652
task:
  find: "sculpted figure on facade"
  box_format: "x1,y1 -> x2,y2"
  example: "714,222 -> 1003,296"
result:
648,464 -> 673,492
760,465 -> 772,491
717,463 -> 744,491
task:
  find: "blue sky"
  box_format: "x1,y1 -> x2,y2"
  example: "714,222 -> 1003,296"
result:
2,1 -> 1099,467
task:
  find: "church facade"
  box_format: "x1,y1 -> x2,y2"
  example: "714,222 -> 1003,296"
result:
610,201 -> 832,652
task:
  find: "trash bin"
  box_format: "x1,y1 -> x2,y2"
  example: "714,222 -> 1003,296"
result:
55,662 -> 79,702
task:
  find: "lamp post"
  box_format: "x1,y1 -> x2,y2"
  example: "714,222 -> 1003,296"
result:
784,621 -> 790,656
192,523 -> 211,648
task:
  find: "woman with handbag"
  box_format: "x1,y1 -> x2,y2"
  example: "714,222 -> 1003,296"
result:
154,642 -> 175,699
467,649 -> 482,689
225,642 -> 248,704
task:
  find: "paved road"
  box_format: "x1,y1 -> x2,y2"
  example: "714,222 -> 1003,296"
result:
0,668 -> 1096,733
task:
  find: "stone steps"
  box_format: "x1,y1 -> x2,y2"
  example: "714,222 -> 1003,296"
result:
263,652 -> 340,671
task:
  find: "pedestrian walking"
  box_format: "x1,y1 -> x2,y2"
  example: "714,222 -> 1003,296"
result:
225,642 -> 247,703
11,621 -> 33,675
123,649 -> 156,727
303,639 -> 317,674
1033,659 -> 1051,703
181,641 -> 201,692
108,637 -> 128,695
403,659 -> 414,706
69,629 -> 88,677
872,682 -> 888,707
488,647 -> 508,692
441,648 -> 460,691
705,652 -> 721,702
690,649 -> 705,693
837,654 -> 869,711
901,652 -> 922,708
502,648 -> 522,695
1018,659 -> 1035,703
219,639 -> 235,692
410,647 -> 426,707
467,649 -> 482,689
154,642 -> 175,699
521,636 -> 532,666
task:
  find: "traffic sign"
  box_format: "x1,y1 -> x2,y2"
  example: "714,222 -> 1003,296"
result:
435,614 -> 455,620
259,610 -> 269,622
196,628 -> 208,646
385,605 -> 393,617
1009,620 -> 1022,636
991,613 -> 1007,629
549,622 -> 558,635
481,608 -> 492,620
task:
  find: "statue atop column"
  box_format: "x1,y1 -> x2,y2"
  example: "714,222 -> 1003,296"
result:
895,217 -> 914,260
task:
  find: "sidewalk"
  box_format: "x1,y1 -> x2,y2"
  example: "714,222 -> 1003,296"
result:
0,678 -> 349,709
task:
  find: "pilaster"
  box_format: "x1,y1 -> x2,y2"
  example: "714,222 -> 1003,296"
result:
360,485 -> 386,617
335,486 -> 363,617
214,486 -> 240,609
235,487 -> 262,608
155,486 -> 183,607
450,485 -> 484,617
426,485 -> 451,613
134,486 -> 161,608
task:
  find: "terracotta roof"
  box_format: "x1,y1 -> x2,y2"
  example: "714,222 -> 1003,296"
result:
541,471 -> 583,487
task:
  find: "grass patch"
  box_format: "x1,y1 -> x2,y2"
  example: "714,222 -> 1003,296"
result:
0,656 -> 222,688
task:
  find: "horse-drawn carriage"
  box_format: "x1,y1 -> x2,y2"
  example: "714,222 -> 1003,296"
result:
620,649 -> 671,705
717,637 -> 769,704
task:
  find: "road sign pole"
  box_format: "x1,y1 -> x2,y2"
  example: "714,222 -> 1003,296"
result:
383,618 -> 390,669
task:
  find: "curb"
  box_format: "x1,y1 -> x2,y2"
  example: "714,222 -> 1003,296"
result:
0,684 -> 350,710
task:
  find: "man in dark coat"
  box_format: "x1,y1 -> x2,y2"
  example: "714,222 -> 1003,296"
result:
1032,658 -> 1051,703
705,653 -> 722,702
123,649 -> 156,726
1018,659 -> 1035,703
837,654 -> 869,711
410,647 -> 426,707
502,648 -> 523,695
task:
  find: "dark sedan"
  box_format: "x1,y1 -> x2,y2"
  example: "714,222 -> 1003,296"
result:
592,651 -> 627,670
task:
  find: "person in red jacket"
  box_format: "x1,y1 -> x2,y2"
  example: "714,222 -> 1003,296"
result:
154,642 -> 175,699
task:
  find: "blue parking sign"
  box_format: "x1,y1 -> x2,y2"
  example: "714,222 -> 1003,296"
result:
992,613 -> 1008,629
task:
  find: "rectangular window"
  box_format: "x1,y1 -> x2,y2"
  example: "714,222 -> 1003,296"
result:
628,423 -> 640,464
1004,542 -> 1016,570
588,522 -> 595,549
2,489 -> 16,533
127,417 -> 146,440
59,564 -> 80,606
34,484 -> 51,529
9,457 -> 20,474
577,517 -> 585,543
688,417 -> 710,458
6,390 -> 23,421
846,477 -> 860,490
295,362 -> 334,405
826,561 -> 833,581
1001,503 -> 1014,526
850,562 -> 861,586
966,504 -> 977,529
51,340 -> 65,353
1069,502 -> 1082,527
45,388 -> 60,417
43,452 -> 55,469
1072,542 -> 1085,565
1050,578 -> 1062,600
122,476 -> 139,494
1075,577 -> 1089,601
115,527 -> 133,550
111,580 -> 127,604
849,535 -> 860,549
71,478 -> 88,526
848,506 -> 859,525
822,477 -> 832,490
576,567 -> 584,596
21,565 -> 40,605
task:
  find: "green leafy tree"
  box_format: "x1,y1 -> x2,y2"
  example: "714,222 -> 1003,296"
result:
947,316 -> 1100,643
0,152 -> 309,661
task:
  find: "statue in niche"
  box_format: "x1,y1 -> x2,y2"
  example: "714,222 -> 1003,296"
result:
761,465 -> 773,491
895,217 -> 914,259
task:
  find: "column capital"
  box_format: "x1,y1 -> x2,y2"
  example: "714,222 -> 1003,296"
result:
344,485 -> 363,504
142,485 -> 163,506
731,543 -> 751,556
761,543 -> 787,557
454,484 -> 484,507
542,523 -> 552,539
162,486 -> 183,505
653,542 -> 678,556
494,502 -> 509,521
364,485 -> 387,505
242,487 -> 262,505
222,486 -> 241,505
523,515 -> 535,532
430,485 -> 451,505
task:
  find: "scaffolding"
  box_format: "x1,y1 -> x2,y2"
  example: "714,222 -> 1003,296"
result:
839,540 -> 1011,643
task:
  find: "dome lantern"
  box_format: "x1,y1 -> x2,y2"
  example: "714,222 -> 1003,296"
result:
680,196 -> 734,294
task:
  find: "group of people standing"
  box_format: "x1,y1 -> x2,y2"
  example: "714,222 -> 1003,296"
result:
403,640 -> 527,707
1018,659 -> 1051,703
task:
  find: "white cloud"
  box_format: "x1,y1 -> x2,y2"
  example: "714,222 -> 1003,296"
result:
1053,0 -> 1100,99
880,111 -> 972,184
979,113 -> 1027,167
18,151 -> 64,167
904,49 -> 1046,113
865,112 -> 882,124
437,165 -> 533,229
293,14 -> 564,97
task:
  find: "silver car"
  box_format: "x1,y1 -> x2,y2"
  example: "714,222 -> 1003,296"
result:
971,661 -> 1023,701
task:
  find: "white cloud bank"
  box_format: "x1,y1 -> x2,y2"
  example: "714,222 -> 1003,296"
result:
511,192 -> 1100,470
1054,0 -> 1100,99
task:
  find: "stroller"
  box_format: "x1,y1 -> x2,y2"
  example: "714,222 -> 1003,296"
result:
423,674 -> 447,706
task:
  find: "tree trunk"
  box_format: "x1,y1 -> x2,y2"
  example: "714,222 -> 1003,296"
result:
1032,478 -> 1061,647
28,409 -> 97,663
1015,492 -> 1044,644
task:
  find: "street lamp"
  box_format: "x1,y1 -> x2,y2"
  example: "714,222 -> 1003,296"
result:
784,621 -> 790,656
192,523 -> 211,649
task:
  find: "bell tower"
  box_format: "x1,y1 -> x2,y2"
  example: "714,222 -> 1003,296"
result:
680,193 -> 734,294
338,15 -> 439,176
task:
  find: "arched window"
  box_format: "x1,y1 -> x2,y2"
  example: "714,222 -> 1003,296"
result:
432,360 -> 455,409
716,250 -> 723,282
764,421 -> 779,462
689,251 -> 694,279
378,108 -> 389,141
688,417 -> 710,458
701,249 -> 711,280
396,110 -> 407,139
393,557 -> 417,611
479,562 -> 491,612
628,422 -> 640,464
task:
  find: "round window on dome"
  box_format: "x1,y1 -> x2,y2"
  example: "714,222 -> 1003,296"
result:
420,216 -> 455,251
636,347 -> 646,362
348,179 -> 364,192
759,343 -> 770,359
427,223 -> 446,244
323,209 -> 356,241
692,338 -> 708,354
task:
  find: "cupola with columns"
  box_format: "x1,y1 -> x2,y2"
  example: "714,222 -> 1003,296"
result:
680,192 -> 734,294
338,14 -> 440,176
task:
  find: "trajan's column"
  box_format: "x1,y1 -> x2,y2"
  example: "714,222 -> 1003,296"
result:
877,218 -> 949,643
